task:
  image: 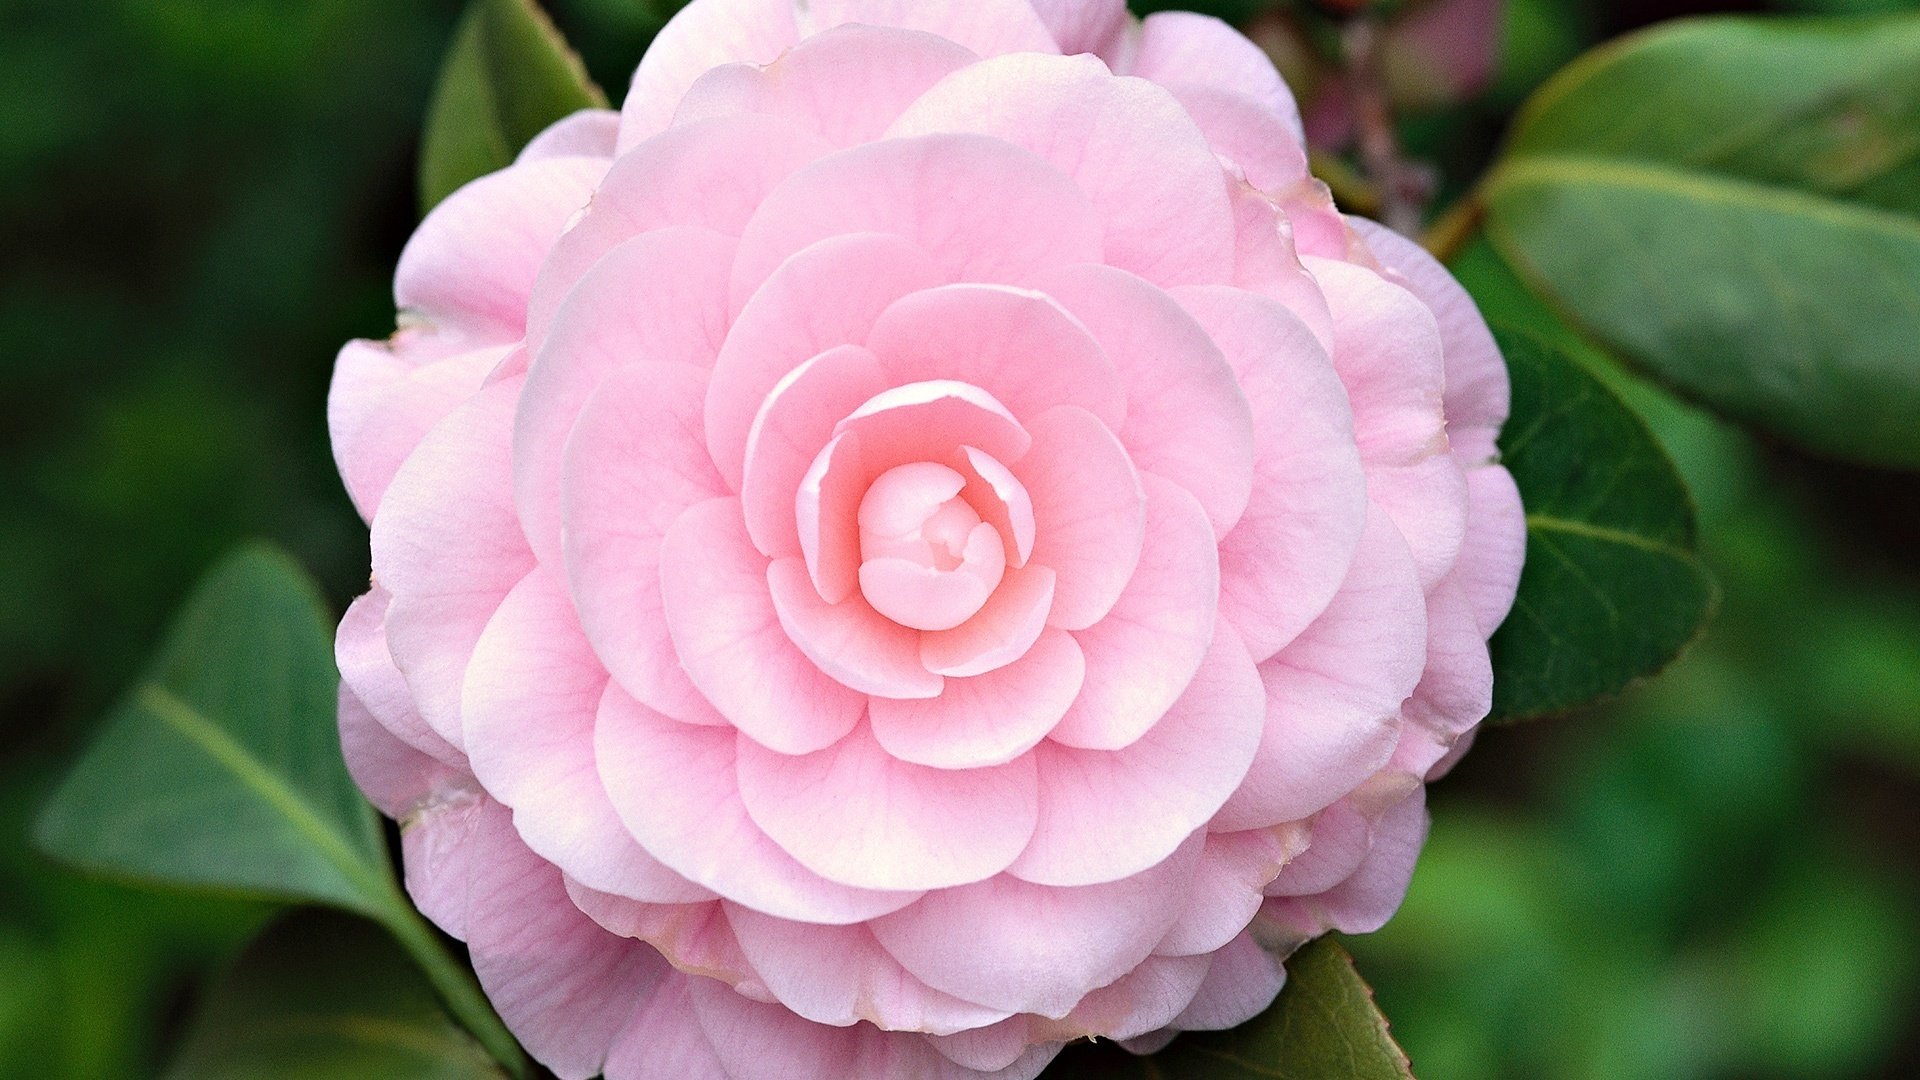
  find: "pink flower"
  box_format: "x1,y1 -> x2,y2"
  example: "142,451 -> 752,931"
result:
331,2 -> 1525,1077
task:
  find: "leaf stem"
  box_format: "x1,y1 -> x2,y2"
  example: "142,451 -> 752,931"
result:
376,885 -> 532,1080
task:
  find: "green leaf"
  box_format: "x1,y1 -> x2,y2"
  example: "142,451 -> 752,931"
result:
163,911 -> 509,1080
33,544 -> 529,1078
419,0 -> 607,213
34,544 -> 384,911
1044,937 -> 1414,1079
1489,329 -> 1717,722
1482,14 -> 1920,469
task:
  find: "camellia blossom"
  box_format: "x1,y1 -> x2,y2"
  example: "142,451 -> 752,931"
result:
330,1 -> 1525,1077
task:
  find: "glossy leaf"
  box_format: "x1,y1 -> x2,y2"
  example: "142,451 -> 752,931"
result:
162,911 -> 508,1080
35,544 -> 385,911
1489,329 -> 1716,722
33,545 -> 529,1078
1044,937 -> 1414,1079
1483,14 -> 1920,469
419,0 -> 606,213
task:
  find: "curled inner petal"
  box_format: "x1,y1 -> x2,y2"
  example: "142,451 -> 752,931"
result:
857,463 -> 1007,631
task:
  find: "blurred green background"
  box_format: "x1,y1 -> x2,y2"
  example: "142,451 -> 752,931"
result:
2,0 -> 1916,1077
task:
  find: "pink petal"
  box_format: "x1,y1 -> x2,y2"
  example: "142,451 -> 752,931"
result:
888,53 -> 1234,286
1053,953 -> 1211,1042
767,557 -> 944,698
370,380 -> 534,750
839,380 -> 1033,470
1213,505 -> 1428,831
1048,475 -> 1216,751
871,835 -> 1203,1018
405,796 -> 666,1080
603,974 -> 733,1080
517,227 -> 735,563
562,363 -> 731,727
1367,450 -> 1471,589
1027,0 -> 1130,56
1035,263 -> 1254,535
706,232 -> 946,490
1226,184 -> 1335,353
873,626 -> 1084,769
337,681 -> 465,820
594,684 -> 921,923
516,109 -> 620,163
1016,406 -> 1147,632
565,886 -> 764,1001
1348,216 -> 1509,465
1396,574 -> 1493,768
464,569 -> 715,904
1459,464 -> 1526,634
919,563 -> 1057,677
396,157 -> 607,341
1264,797 -> 1375,898
953,445 -> 1035,568
336,587 -> 462,767
730,133 -> 1102,308
330,337 -> 505,521
1013,616 -> 1263,886
1311,257 -> 1448,468
675,25 -> 977,147
725,906 -> 1011,1033
529,114 -> 831,350
1174,284 -> 1368,660
858,543 -> 1003,632
865,284 -> 1125,433
795,430 -> 868,605
736,723 -> 1040,891
1124,11 -> 1304,146
1264,786 -> 1430,936
619,0 -> 800,147
799,0 -> 1057,56
661,498 -> 866,754
1172,83 -> 1309,193
742,345 -> 890,559
1154,827 -> 1306,957
1167,932 -> 1284,1031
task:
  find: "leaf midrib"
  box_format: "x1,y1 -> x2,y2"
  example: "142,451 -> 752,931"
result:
1491,154 -> 1920,243
137,684 -> 390,909
1524,513 -> 1700,563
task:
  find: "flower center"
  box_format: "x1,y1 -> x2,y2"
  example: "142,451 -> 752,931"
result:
856,462 -> 1007,631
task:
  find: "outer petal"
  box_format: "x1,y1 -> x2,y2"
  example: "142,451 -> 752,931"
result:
1028,0 -> 1129,56
595,684 -> 921,924
1166,932 -> 1284,1032
395,157 -> 607,341
1213,506 -> 1428,831
517,227 -> 736,564
798,0 -> 1057,56
1123,11 -> 1305,146
661,498 -> 866,754
517,108 -> 620,163
873,626 -> 1084,769
1154,827 -> 1306,957
1348,215 -> 1509,466
1048,474 -> 1217,751
464,568 -> 715,904
562,363 -> 731,726
871,835 -> 1204,1018
675,25 -> 977,147
1035,264 -> 1254,536
888,53 -> 1235,286
336,587 -> 462,767
1172,284 -> 1367,660
529,115 -> 831,355
1263,786 -> 1430,936
1459,465 -> 1526,634
603,974 -> 732,1080
730,133 -> 1104,309
330,337 -> 505,520
403,796 -> 665,1080
736,724 -> 1040,891
620,0 -> 800,147
724,907 -> 1012,1033
1311,257 -> 1448,469
337,681 -> 464,821
1013,616 -> 1262,886
371,380 -> 533,749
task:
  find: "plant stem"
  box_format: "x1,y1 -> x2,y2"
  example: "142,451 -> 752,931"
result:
379,887 -> 532,1079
